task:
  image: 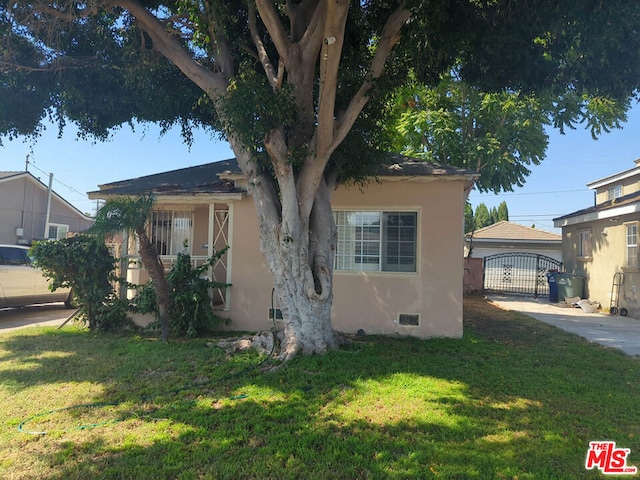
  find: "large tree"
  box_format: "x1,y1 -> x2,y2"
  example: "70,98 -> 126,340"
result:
2,1 -> 640,359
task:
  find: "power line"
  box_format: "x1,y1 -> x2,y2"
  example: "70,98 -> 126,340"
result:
26,158 -> 89,200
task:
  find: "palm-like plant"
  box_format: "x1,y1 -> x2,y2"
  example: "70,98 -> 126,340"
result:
89,195 -> 171,341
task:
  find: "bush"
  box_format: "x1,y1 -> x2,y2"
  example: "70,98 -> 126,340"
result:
30,235 -> 131,331
132,248 -> 230,337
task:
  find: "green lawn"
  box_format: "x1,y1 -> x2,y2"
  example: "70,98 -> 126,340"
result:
1,296 -> 639,479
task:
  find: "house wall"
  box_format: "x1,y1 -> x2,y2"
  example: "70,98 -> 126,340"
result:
562,216 -> 640,315
220,178 -> 467,338
595,177 -> 640,204
0,176 -> 92,245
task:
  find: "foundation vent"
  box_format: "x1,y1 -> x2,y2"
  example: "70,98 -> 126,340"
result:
398,314 -> 419,326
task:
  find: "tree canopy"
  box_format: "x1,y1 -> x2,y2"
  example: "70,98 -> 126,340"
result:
2,1 -> 640,357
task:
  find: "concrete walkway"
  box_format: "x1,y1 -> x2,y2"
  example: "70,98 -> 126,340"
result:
488,295 -> 640,357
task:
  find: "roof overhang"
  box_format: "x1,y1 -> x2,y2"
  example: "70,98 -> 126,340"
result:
554,201 -> 640,228
88,191 -> 245,203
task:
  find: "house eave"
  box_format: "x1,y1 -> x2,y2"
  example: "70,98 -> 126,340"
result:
554,202 -> 640,228
88,191 -> 245,203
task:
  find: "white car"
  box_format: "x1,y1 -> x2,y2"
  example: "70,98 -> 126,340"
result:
0,244 -> 73,309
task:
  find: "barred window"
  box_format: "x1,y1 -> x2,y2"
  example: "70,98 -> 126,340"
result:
150,210 -> 193,255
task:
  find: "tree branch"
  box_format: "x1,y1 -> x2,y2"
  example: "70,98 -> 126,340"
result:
332,3 -> 410,150
315,0 -> 350,159
116,0 -> 228,96
249,1 -> 279,89
255,0 -> 293,66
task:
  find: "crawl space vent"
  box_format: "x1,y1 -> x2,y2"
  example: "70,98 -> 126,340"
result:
398,314 -> 419,326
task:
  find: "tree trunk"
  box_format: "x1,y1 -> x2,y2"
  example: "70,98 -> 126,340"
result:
245,159 -> 340,360
137,230 -> 172,342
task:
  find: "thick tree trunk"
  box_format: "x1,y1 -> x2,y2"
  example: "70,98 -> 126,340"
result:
242,156 -> 340,360
264,232 -> 339,360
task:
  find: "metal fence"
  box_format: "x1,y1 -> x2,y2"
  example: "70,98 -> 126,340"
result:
483,252 -> 563,298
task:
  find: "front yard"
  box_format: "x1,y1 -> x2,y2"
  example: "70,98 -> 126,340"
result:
1,296 -> 638,479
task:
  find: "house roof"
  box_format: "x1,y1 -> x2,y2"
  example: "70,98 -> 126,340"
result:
89,159 -> 243,197
553,190 -> 640,227
586,158 -> 640,190
89,155 -> 478,198
469,221 -> 561,243
0,171 -> 93,220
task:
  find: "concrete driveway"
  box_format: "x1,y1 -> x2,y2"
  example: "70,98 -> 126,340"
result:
0,303 -> 78,333
488,295 -> 640,357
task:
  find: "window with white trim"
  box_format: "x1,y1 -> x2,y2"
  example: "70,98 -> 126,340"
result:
334,211 -> 417,272
607,185 -> 622,201
626,223 -> 638,268
150,210 -> 193,256
578,229 -> 592,258
48,223 -> 69,240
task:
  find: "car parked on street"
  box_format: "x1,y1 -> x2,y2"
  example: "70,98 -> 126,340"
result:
0,244 -> 73,309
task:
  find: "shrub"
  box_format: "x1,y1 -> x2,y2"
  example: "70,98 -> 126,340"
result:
30,235 -> 131,331
132,248 -> 230,337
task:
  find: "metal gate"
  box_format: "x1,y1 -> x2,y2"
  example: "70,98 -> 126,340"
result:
483,252 -> 563,298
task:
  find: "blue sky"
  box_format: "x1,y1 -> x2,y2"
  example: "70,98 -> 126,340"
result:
2,104 -> 640,233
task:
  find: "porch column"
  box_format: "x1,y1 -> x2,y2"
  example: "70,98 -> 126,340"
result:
225,203 -> 234,311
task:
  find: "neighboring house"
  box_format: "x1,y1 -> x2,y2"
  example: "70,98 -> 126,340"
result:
554,158 -> 640,316
466,221 -> 563,298
465,221 -> 562,261
0,171 -> 93,245
89,155 -> 478,339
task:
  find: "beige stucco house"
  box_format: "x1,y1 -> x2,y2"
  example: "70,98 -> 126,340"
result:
0,171 -> 93,245
554,158 -> 640,316
89,156 -> 477,338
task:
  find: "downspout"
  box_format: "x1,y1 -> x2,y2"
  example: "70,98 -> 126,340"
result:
43,173 -> 53,239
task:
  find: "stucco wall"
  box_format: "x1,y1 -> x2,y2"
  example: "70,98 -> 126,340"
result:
0,176 -> 92,244
562,217 -> 640,315
220,178 -> 466,339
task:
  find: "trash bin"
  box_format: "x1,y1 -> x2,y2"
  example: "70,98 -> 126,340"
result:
556,274 -> 585,302
546,270 -> 559,303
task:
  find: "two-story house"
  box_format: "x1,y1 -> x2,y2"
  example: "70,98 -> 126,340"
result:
554,159 -> 640,316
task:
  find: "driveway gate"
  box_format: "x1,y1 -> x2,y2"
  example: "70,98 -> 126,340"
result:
483,252 -> 563,298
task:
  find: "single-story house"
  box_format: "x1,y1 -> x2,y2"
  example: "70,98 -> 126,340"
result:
554,158 -> 640,316
465,221 -> 563,298
89,155 -> 478,338
0,170 -> 93,245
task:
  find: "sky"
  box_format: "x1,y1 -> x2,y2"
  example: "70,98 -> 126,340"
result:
1,104 -> 640,233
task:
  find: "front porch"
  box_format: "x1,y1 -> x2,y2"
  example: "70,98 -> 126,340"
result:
119,202 -> 234,310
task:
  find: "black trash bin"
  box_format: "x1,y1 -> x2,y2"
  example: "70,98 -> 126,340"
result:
546,270 -> 559,303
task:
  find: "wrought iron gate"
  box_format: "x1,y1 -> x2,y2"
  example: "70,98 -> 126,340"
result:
483,252 -> 563,298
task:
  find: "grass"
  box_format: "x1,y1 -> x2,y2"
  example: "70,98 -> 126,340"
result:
1,295 -> 639,479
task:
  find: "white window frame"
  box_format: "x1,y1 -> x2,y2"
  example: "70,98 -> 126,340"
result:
626,222 -> 638,268
334,210 -> 418,273
48,223 -> 69,240
577,229 -> 592,258
607,185 -> 622,201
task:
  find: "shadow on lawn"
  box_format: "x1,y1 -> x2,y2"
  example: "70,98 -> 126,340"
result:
2,298 -> 639,479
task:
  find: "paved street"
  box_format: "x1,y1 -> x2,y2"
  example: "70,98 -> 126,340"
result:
488,295 -> 640,357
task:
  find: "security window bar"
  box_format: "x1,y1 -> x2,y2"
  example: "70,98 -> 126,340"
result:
150,210 -> 193,256
334,211 -> 417,272
627,224 -> 638,267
